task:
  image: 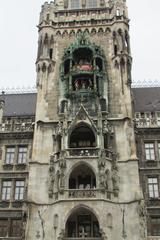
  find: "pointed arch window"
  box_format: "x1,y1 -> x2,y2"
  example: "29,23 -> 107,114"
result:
69,125 -> 96,148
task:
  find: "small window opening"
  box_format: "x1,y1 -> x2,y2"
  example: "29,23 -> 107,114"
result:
116,9 -> 120,16
114,45 -> 118,56
49,49 -> 53,59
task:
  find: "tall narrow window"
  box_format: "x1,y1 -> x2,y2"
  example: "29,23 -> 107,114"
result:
11,219 -> 22,237
2,181 -> 12,201
148,177 -> 159,198
18,146 -> 27,164
150,217 -> 160,236
116,9 -> 120,16
70,0 -> 80,9
5,147 -> 15,164
144,143 -> 155,160
86,0 -> 97,8
15,181 -> 25,200
0,220 -> 8,237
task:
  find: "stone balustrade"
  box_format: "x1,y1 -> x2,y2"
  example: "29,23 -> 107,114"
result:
64,238 -> 102,240
67,189 -> 112,200
0,238 -> 22,240
67,148 -> 99,157
148,237 -> 160,240
135,117 -> 160,128
0,119 -> 34,132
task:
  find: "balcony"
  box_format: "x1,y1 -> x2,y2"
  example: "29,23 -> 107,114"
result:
65,189 -> 112,200
135,115 -> 160,128
148,237 -> 160,240
64,238 -> 102,240
0,237 -> 22,240
66,148 -> 114,160
67,148 -> 99,157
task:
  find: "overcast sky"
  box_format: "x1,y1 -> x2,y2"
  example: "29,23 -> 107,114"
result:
0,0 -> 160,89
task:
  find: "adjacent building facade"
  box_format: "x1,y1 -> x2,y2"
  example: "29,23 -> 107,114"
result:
0,0 -> 159,239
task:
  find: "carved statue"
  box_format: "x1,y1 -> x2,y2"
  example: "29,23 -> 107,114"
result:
48,162 -> 55,198
54,170 -> 60,199
58,229 -> 65,240
57,121 -> 63,136
112,165 -> 120,192
99,229 -> 108,240
98,149 -> 106,168
104,169 -> 112,190
99,168 -> 105,188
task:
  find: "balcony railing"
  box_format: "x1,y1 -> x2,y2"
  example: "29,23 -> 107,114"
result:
67,148 -> 99,157
64,238 -> 102,240
148,237 -> 160,240
66,189 -> 112,200
135,117 -> 160,128
0,238 -> 22,240
0,121 -> 34,132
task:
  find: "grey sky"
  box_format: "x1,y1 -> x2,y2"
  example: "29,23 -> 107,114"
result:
0,0 -> 160,88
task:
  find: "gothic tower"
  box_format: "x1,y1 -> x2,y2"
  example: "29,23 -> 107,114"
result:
26,0 -> 147,239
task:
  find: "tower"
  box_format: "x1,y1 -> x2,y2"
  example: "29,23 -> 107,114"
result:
26,0 -> 147,239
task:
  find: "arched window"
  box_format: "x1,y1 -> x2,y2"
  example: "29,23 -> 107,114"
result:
69,124 -> 96,148
69,164 -> 96,189
66,207 -> 100,238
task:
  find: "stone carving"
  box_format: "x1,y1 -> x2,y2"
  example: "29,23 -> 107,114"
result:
138,200 -> 147,239
56,121 -> 63,136
48,159 -> 55,198
98,149 -> 106,168
103,119 -> 113,134
55,170 -> 60,199
100,229 -> 108,240
112,164 -> 120,193
59,151 -> 66,190
104,169 -> 112,190
58,229 -> 65,240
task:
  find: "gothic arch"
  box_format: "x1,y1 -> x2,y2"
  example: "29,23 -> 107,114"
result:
68,122 -> 97,148
98,28 -> 104,34
91,28 -> 97,35
64,204 -> 100,228
105,27 -> 111,34
69,29 -> 76,37
56,30 -> 61,36
77,29 -> 82,36
67,161 -> 97,190
62,30 -> 69,37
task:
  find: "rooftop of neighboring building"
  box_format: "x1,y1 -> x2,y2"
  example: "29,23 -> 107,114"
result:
1,87 -> 160,116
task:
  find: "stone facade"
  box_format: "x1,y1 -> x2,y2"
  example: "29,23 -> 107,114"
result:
0,0 -> 159,240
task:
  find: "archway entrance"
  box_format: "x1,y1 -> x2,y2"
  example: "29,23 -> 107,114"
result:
66,207 -> 101,238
